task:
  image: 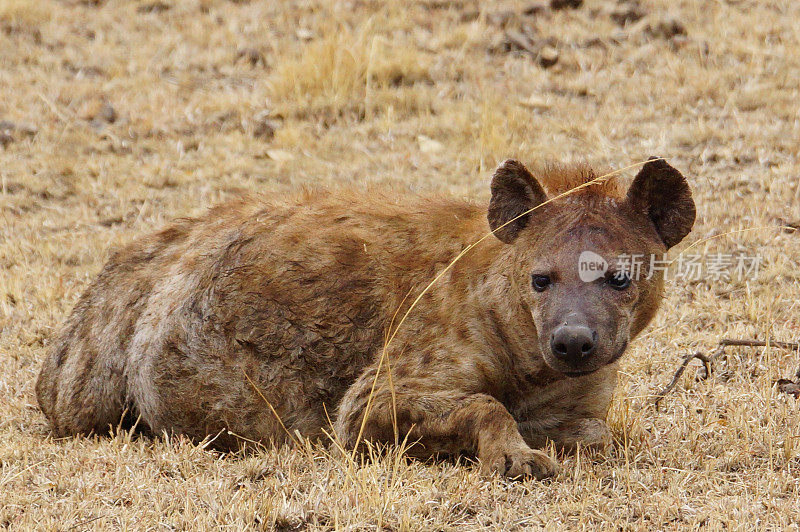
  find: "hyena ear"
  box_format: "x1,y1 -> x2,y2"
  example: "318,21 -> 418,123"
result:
488,159 -> 548,244
625,157 -> 696,249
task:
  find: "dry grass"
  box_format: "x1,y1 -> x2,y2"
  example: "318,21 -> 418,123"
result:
2,0 -> 800,529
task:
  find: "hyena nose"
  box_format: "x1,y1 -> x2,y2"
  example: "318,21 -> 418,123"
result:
550,325 -> 597,363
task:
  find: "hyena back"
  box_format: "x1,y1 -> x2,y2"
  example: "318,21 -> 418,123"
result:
37,158 -> 695,478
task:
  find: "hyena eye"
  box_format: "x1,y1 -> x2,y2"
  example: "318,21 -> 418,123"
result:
531,274 -> 551,292
607,272 -> 631,290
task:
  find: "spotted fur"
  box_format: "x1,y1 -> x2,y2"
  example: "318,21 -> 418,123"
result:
36,158 -> 695,478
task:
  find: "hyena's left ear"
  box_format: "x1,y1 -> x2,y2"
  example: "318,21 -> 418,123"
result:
488,159 -> 548,244
625,157 -> 696,249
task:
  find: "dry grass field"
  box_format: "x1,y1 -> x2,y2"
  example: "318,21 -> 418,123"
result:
1,0 -> 800,529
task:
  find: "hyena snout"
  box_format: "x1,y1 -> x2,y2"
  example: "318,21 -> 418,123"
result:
543,311 -> 607,374
550,324 -> 597,364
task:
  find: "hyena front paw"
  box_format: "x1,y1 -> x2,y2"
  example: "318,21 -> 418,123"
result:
480,442 -> 558,480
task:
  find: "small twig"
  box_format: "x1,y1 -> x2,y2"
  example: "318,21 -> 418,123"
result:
718,338 -> 800,351
68,515 -> 103,530
653,352 -> 708,409
653,337 -> 799,408
504,30 -> 540,56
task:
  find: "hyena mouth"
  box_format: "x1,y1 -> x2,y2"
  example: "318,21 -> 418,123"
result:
562,369 -> 597,377
562,340 -> 629,377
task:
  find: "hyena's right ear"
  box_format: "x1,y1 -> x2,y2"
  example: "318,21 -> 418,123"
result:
488,159 -> 548,244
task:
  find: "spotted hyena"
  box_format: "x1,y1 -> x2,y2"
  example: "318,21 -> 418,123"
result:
36,157 -> 695,479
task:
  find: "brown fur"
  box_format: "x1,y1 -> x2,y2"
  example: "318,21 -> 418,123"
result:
36,158 -> 695,478
537,162 -> 623,198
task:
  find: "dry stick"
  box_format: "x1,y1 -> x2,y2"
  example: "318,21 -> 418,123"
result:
653,338 -> 800,408
504,30 -> 540,56
653,224 -> 798,407
652,351 -> 712,409
351,158 -> 662,455
67,515 -> 104,531
224,429 -> 265,450
718,338 -> 800,351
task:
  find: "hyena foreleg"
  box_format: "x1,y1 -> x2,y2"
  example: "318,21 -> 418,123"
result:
335,378 -> 558,479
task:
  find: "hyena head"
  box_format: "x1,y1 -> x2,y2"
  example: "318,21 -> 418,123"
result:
488,158 -> 696,376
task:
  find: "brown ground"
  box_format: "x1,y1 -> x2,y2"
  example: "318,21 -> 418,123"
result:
1,0 -> 799,529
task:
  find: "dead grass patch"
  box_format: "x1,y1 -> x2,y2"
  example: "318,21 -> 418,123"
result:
0,0 -> 52,28
269,22 -> 433,122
